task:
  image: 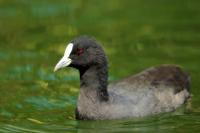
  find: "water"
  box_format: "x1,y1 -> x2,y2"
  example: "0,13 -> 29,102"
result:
0,0 -> 200,132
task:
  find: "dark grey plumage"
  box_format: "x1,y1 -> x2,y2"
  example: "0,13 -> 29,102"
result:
55,36 -> 191,120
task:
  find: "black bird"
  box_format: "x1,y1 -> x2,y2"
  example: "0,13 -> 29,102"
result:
54,36 -> 190,120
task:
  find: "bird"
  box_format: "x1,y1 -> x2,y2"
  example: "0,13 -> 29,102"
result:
54,36 -> 190,120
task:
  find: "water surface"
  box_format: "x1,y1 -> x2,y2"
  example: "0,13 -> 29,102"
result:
0,0 -> 200,132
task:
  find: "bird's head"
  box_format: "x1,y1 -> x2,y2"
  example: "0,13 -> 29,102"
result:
54,36 -> 107,72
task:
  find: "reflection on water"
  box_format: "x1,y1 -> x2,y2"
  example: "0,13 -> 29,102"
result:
1,113 -> 200,133
0,0 -> 200,132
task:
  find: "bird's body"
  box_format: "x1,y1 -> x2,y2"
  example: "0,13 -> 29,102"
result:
76,65 -> 190,120
54,36 -> 190,120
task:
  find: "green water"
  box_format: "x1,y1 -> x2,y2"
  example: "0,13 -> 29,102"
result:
0,0 -> 200,132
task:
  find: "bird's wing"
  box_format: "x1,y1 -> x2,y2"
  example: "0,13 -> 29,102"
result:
109,64 -> 190,94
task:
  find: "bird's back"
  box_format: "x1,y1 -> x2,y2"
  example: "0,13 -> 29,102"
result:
109,64 -> 190,93
107,65 -> 190,118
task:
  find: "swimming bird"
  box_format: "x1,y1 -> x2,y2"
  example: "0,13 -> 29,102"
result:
54,36 -> 190,120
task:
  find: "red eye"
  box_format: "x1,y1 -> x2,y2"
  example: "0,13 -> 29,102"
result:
76,48 -> 84,56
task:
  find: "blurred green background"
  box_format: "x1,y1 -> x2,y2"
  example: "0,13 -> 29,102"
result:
0,0 -> 200,132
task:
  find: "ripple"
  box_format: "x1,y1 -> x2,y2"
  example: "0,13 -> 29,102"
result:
0,124 -> 47,133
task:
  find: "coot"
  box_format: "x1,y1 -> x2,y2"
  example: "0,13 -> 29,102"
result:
54,36 -> 190,120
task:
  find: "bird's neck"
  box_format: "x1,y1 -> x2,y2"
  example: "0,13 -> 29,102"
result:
79,63 -> 109,102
